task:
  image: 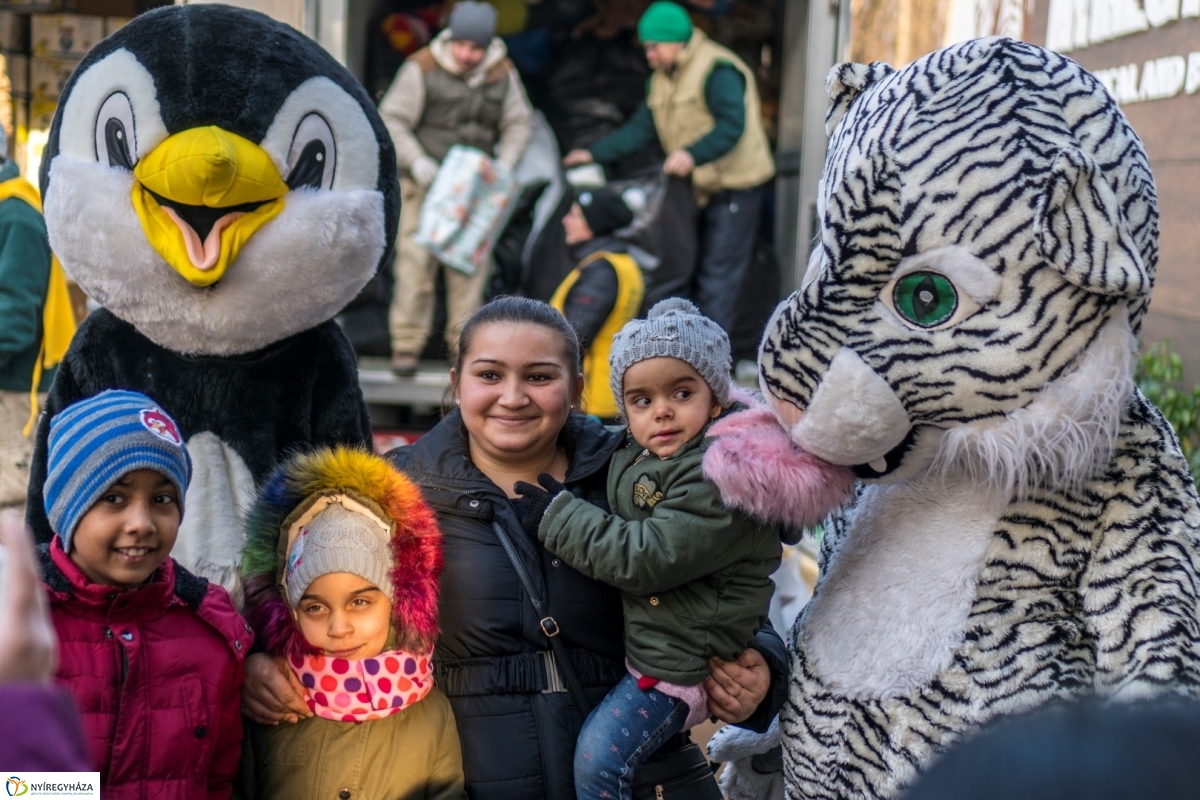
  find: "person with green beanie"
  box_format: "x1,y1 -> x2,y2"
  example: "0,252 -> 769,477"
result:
562,0 -> 775,337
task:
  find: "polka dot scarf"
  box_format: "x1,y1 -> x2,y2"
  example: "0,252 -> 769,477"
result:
289,649 -> 434,723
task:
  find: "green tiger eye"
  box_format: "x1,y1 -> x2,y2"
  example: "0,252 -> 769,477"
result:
893,272 -> 958,328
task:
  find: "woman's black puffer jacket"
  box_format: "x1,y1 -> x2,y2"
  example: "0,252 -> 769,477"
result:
388,411 -> 627,799
388,410 -> 788,800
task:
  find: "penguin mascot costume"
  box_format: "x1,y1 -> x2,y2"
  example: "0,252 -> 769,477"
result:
25,4 -> 400,597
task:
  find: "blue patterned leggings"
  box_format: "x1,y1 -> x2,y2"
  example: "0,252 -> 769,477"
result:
573,673 -> 688,800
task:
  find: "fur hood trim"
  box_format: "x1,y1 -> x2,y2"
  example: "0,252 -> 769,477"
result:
241,446 -> 443,658
704,388 -> 856,532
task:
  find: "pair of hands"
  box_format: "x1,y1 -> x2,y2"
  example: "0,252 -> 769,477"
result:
240,648 -> 769,726
0,510 -> 57,685
562,149 -> 696,177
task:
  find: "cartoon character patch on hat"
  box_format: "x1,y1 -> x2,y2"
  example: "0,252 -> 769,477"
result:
140,407 -> 183,445
286,528 -> 310,581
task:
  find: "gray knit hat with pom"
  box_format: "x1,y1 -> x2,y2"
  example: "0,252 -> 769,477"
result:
609,298 -> 731,416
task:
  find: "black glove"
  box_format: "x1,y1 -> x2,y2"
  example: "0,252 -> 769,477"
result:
513,474 -> 569,539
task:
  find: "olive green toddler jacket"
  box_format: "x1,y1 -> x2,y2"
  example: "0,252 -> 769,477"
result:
539,424 -> 783,684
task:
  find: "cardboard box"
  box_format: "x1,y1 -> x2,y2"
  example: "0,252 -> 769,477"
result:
0,10 -> 30,53
102,14 -> 128,36
30,54 -> 76,100
30,92 -> 54,130
67,0 -> 135,16
3,1 -> 64,13
31,13 -> 102,57
6,52 -> 27,96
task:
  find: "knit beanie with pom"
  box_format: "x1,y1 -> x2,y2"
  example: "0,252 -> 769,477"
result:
608,297 -> 731,417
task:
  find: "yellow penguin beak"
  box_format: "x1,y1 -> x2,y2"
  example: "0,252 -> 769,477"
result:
131,126 -> 287,287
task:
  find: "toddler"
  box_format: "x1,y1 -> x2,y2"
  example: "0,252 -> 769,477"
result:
517,298 -> 784,800
38,390 -> 249,799
237,445 -> 465,800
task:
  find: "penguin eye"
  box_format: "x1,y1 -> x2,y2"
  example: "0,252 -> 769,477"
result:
285,113 -> 336,190
95,91 -> 136,169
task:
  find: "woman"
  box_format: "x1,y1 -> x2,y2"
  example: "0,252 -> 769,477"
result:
242,297 -> 786,799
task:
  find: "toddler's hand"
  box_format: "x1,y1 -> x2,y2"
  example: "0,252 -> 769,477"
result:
513,474 -> 568,539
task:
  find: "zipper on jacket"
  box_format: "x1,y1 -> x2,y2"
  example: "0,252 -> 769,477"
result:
420,483 -> 506,517
119,637 -> 129,688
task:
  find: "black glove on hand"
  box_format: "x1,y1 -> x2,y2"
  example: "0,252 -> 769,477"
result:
513,474 -> 569,539
536,473 -> 567,497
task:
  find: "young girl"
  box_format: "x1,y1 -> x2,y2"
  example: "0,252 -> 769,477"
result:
237,445 -> 465,800
517,299 -> 785,800
38,390 -> 249,799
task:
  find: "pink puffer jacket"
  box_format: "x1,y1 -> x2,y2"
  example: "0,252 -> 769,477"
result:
40,539 -> 251,800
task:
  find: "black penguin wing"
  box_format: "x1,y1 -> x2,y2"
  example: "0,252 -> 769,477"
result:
26,310 -> 372,543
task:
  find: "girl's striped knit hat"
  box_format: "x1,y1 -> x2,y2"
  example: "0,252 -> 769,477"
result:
44,390 -> 191,552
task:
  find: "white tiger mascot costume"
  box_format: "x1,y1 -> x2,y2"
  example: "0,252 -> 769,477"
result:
750,37 -> 1200,799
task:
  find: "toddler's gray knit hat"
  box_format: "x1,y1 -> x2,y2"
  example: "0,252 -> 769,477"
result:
609,298 -> 731,416
284,498 -> 394,606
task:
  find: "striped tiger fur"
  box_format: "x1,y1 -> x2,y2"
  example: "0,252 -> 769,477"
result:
755,37 -> 1200,798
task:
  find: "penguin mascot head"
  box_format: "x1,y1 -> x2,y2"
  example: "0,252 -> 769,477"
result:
40,3 -> 399,356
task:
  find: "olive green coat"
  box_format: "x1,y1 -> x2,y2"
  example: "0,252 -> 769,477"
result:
539,426 -> 782,684
236,686 -> 465,800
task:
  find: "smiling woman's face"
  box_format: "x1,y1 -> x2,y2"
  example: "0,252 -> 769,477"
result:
452,321 -> 577,466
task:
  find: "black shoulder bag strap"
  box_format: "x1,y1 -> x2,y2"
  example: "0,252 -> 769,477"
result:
491,522 -> 593,716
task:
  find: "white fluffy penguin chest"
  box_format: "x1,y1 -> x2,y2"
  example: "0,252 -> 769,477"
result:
800,479 -> 1003,699
172,432 -> 256,604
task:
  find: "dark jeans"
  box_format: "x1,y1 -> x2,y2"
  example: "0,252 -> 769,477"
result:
692,184 -> 766,334
574,673 -> 688,800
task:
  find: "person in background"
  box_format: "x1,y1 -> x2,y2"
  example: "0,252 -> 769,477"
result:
562,0 -> 775,335
0,509 -> 90,772
550,187 -> 644,420
379,0 -> 535,376
37,392 -> 249,799
0,127 -> 62,514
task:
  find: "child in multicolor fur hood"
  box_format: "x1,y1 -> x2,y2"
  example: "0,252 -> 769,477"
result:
236,446 -> 465,800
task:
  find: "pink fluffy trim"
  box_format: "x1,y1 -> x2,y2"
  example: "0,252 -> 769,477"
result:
703,389 -> 856,530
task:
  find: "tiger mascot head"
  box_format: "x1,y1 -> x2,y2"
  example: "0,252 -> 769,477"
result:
759,37 -> 1156,496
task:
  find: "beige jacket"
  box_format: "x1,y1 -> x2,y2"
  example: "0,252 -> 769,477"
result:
647,30 -> 775,199
379,30 -> 534,171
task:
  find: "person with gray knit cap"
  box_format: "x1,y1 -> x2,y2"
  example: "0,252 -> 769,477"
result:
378,0 -> 534,376
515,297 -> 783,800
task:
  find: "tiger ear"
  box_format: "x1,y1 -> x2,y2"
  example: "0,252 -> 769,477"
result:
825,62 -> 895,135
1035,148 -> 1150,299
